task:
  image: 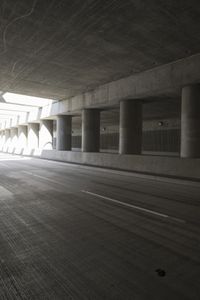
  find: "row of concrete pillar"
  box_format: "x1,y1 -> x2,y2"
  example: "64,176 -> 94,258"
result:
0,84 -> 200,158
0,121 -> 53,153
56,102 -> 142,154
0,105 -> 142,155
56,110 -> 101,152
57,84 -> 200,158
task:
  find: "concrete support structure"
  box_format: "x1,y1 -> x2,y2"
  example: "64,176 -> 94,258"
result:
4,129 -> 11,151
181,84 -> 200,158
17,125 -> 27,153
10,128 -> 18,152
39,120 -> 53,150
56,115 -> 72,151
82,109 -> 100,152
28,123 -> 39,150
119,100 -> 142,154
0,131 -> 5,151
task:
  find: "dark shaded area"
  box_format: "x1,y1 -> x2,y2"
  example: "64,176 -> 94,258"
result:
0,0 -> 200,98
70,99 -> 181,154
0,154 -> 200,299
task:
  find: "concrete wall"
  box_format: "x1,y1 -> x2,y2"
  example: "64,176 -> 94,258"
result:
39,150 -> 200,180
1,146 -> 200,180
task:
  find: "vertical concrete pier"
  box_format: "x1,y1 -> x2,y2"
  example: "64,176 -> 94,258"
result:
4,129 -> 11,151
82,109 -> 100,152
119,100 -> 142,154
57,115 -> 72,150
10,128 -> 18,152
181,84 -> 200,158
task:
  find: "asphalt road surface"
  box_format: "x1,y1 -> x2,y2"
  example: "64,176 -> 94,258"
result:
0,153 -> 200,300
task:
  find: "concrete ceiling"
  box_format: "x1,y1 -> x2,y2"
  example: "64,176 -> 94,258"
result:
0,0 -> 200,100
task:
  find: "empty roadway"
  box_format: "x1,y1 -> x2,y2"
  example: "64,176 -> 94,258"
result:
0,153 -> 200,299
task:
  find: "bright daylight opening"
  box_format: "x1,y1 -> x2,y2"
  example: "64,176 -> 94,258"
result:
0,108 -> 27,117
0,93 -> 55,130
3,92 -> 55,107
0,104 -> 30,113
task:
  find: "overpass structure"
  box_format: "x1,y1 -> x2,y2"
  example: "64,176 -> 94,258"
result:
0,1 -> 200,299
1,53 -> 200,179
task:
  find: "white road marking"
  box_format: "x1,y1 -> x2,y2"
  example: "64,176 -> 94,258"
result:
81,190 -> 186,223
22,171 -> 186,224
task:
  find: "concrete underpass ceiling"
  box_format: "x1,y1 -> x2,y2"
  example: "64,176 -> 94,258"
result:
0,0 -> 200,100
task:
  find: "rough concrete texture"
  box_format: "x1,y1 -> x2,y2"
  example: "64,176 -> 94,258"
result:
38,150 -> 200,181
9,127 -> 18,152
82,109 -> 100,152
27,123 -> 39,150
34,53 -> 200,121
17,125 -> 27,153
119,100 -> 142,154
56,115 -> 72,151
181,84 -> 200,158
1,1 -> 200,99
0,153 -> 200,299
39,120 -> 53,150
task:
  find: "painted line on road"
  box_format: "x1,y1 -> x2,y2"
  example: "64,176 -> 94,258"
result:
81,190 -> 186,224
22,171 -> 186,224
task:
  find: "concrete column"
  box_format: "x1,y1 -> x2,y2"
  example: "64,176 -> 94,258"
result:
119,99 -> 142,154
181,84 -> 200,158
17,125 -> 27,153
82,109 -> 100,152
0,132 -> 2,150
0,131 -> 4,151
9,128 -> 18,152
56,115 -> 72,150
39,120 -> 53,150
28,123 -> 39,150
4,129 -> 10,152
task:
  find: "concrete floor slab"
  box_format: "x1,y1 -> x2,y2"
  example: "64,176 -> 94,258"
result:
0,153 -> 200,299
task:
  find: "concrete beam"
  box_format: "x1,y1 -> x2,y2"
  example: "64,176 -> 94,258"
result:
39,53 -> 200,119
5,53 -> 200,128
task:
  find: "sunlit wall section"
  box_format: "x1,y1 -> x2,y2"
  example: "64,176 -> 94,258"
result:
8,128 -> 18,153
0,92 -> 56,154
28,123 -> 39,152
4,129 -> 11,152
16,126 -> 28,154
39,120 -> 53,150
0,131 -> 5,151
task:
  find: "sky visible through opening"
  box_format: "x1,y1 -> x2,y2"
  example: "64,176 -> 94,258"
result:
0,92 -> 55,129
